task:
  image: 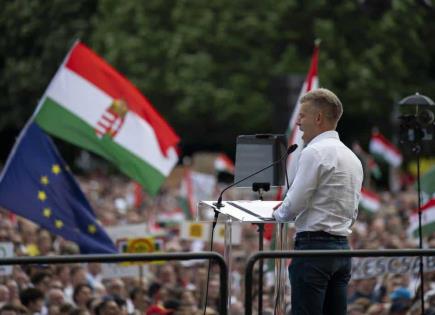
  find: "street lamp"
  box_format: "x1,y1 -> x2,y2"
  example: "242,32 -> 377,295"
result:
398,92 -> 435,315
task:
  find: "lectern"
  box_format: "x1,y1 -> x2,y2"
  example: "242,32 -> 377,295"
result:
198,200 -> 289,314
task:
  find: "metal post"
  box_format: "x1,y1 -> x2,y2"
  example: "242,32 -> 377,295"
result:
224,217 -> 233,314
257,223 -> 264,315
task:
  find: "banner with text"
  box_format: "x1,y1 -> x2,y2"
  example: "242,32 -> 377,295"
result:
352,256 -> 435,280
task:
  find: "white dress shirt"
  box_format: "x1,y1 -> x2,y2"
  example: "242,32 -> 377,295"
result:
273,130 -> 363,236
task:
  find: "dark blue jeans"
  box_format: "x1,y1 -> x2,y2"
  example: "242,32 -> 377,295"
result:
289,234 -> 351,315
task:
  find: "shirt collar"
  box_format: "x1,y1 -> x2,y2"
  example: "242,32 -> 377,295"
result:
306,130 -> 339,146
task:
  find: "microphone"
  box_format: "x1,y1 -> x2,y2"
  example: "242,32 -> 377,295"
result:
214,144 -> 298,208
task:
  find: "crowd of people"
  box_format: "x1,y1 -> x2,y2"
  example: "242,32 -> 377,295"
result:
0,164 -> 434,315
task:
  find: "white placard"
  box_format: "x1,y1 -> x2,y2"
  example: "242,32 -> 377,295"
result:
180,221 -> 242,245
105,223 -> 150,239
102,224 -> 158,280
101,263 -> 141,279
0,242 -> 14,276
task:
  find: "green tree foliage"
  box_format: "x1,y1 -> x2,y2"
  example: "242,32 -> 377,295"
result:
90,0 -> 304,154
1,0 -> 434,159
315,0 -> 435,147
0,0 -> 97,131
91,0 -> 435,153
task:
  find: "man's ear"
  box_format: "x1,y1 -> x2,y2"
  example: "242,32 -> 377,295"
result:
315,111 -> 322,124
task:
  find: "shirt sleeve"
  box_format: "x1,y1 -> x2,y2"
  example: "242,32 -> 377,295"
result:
273,147 -> 320,222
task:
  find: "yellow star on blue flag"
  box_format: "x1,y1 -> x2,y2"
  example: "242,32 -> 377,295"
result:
0,123 -> 117,254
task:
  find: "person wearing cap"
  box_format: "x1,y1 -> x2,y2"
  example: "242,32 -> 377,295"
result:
273,88 -> 363,315
389,287 -> 412,302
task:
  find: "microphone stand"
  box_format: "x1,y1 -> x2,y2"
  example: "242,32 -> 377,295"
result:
252,182 -> 270,315
202,209 -> 220,315
413,143 -> 425,315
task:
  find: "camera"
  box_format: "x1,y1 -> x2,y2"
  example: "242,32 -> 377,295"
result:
398,94 -> 435,143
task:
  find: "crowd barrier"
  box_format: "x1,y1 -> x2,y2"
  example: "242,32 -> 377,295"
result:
244,249 -> 435,315
2,249 -> 435,315
0,251 -> 228,315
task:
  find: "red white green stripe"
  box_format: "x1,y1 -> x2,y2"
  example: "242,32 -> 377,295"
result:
34,42 -> 179,195
359,188 -> 381,213
409,198 -> 435,238
286,43 -> 319,183
419,166 -> 435,201
178,167 -> 195,219
368,157 -> 382,179
178,168 -> 216,219
369,132 -> 402,167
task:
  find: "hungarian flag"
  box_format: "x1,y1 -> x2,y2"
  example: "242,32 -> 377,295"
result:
268,42 -> 320,241
178,167 -> 195,219
359,187 -> 381,213
34,42 -> 179,195
419,166 -> 435,202
408,198 -> 435,238
285,42 -> 320,184
369,132 -> 402,167
178,168 -> 216,219
352,142 -> 382,180
368,157 -> 382,180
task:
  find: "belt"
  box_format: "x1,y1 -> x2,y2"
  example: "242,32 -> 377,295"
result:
295,231 -> 347,240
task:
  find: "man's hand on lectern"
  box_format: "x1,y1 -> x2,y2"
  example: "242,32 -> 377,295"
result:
273,202 -> 282,211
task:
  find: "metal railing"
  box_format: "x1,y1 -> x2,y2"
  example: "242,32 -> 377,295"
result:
244,249 -> 435,315
0,251 -> 228,315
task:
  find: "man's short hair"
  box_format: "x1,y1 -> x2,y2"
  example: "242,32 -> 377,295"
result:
300,88 -> 343,123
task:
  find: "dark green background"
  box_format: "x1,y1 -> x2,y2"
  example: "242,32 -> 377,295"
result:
1,0 -> 434,165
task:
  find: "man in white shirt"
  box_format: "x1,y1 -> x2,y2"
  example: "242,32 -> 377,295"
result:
273,88 -> 363,315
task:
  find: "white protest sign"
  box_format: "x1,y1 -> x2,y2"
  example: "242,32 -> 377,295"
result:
0,242 -> 14,276
102,224 -> 157,279
180,221 -> 241,245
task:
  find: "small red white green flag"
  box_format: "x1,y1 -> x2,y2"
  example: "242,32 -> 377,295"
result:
178,168 -> 216,219
34,42 -> 180,195
419,166 -> 435,202
359,187 -> 381,213
367,157 -> 382,180
214,153 -> 235,174
408,198 -> 435,238
369,132 -> 402,167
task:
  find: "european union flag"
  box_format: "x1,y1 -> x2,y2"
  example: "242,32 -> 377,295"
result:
0,123 -> 117,254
